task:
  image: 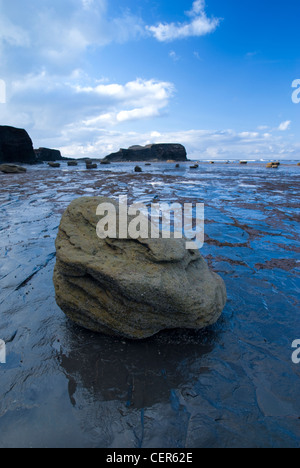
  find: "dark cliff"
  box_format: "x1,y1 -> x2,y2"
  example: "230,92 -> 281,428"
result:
0,126 -> 37,163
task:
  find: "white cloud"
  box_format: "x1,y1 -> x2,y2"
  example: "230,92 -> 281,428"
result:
257,125 -> 270,130
238,132 -> 260,140
75,79 -> 173,107
147,0 -> 220,42
278,120 -> 291,131
169,51 -> 180,62
116,106 -> 161,123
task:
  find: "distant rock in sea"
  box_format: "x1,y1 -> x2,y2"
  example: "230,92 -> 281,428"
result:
103,143 -> 188,163
86,163 -> 97,169
53,197 -> 227,339
0,126 -> 37,164
266,162 -> 280,169
35,147 -> 63,162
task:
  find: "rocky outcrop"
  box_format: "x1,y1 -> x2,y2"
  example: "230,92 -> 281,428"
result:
104,144 -> 187,162
0,126 -> 36,164
35,147 -> 62,162
53,197 -> 227,339
0,164 -> 27,174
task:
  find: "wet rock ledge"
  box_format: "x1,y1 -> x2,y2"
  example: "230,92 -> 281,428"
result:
53,197 -> 227,339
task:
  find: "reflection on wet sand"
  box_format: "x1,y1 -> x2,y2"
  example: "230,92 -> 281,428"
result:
60,324 -> 216,410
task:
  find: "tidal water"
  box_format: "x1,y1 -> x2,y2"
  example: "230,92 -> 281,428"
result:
0,161 -> 299,448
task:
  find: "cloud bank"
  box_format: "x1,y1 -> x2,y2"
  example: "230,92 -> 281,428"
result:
2,71 -> 174,137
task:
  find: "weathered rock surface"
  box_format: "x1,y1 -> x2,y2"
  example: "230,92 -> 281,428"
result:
104,144 -> 188,162
35,147 -> 62,162
0,164 -> 27,174
0,126 -> 36,163
53,197 -> 227,339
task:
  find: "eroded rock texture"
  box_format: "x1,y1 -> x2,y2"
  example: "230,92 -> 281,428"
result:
53,197 -> 227,339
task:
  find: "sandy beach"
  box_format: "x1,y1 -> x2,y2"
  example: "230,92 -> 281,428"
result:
0,161 -> 299,448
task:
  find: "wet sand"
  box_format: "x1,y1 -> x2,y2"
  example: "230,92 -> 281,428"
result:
0,162 -> 299,448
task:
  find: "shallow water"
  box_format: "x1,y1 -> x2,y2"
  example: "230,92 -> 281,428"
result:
0,161 -> 299,448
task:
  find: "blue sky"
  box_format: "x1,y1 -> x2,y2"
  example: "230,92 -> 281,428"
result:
0,0 -> 300,159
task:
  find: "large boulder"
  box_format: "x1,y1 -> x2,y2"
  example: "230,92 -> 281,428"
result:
0,126 -> 36,164
0,164 -> 27,174
53,197 -> 227,339
104,144 -> 188,162
35,147 -> 62,162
